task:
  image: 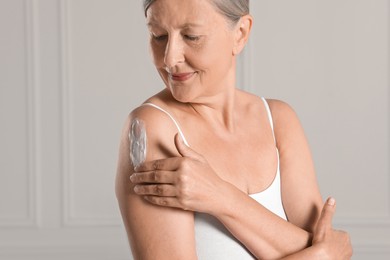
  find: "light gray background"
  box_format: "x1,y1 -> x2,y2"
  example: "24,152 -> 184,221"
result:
0,0 -> 389,259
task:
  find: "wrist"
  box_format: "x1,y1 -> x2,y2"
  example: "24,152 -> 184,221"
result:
210,181 -> 246,218
311,243 -> 328,259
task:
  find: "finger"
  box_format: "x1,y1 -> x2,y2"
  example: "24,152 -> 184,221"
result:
143,196 -> 184,209
130,170 -> 176,184
316,197 -> 336,236
174,133 -> 203,161
135,157 -> 181,172
134,184 -> 177,196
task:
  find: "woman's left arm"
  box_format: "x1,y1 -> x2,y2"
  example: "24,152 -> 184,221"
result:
268,99 -> 323,232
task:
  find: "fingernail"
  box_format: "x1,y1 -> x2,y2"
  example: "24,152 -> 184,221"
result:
129,174 -> 134,182
328,197 -> 336,206
133,185 -> 139,192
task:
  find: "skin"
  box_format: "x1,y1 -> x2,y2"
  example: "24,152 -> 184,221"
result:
115,0 -> 352,259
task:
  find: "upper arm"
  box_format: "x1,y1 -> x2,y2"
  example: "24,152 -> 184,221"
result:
115,106 -> 197,259
268,99 -> 323,232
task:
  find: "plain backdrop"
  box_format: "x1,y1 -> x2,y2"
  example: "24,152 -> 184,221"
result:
0,0 -> 389,259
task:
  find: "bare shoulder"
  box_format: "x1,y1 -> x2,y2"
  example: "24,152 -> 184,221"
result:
129,96 -> 177,134
265,99 -> 299,123
127,93 -> 185,158
117,103 -> 178,172
264,99 -> 303,143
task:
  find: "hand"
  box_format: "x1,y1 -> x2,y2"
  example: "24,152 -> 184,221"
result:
312,197 -> 353,259
130,133 -> 227,214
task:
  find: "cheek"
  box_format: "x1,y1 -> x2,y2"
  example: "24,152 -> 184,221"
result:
184,42 -> 217,70
195,39 -> 234,74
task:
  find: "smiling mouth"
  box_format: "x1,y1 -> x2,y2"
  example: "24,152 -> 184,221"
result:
169,72 -> 196,82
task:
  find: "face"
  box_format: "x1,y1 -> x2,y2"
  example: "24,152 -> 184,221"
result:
146,0 -> 238,103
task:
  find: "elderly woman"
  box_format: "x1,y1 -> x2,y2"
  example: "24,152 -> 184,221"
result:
115,0 -> 352,259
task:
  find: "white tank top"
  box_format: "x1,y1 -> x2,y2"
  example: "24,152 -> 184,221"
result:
142,97 -> 287,259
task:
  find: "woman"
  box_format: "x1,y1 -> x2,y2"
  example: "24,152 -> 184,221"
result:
115,0 -> 352,259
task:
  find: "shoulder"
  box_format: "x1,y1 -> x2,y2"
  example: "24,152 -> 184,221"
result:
265,99 -> 301,128
265,98 -> 298,120
264,98 -> 305,148
128,89 -> 185,127
128,91 -> 174,129
124,89 -> 193,161
235,92 -> 299,122
125,103 -> 183,160
117,97 -> 180,179
129,103 -> 174,134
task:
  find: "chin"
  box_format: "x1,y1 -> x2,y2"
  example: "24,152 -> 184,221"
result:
169,88 -> 197,103
171,92 -> 193,103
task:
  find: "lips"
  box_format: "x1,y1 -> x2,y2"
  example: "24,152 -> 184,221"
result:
170,72 -> 196,82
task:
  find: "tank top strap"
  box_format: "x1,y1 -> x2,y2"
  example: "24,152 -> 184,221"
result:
261,97 -> 276,143
141,103 -> 190,147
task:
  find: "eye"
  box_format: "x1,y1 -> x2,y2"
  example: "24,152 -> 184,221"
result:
152,34 -> 168,42
184,35 -> 200,41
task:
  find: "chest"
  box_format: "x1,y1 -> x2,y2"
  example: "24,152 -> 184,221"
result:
191,133 -> 278,195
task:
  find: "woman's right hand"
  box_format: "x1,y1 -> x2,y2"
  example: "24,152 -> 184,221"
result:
130,133 -> 230,214
311,197 -> 353,259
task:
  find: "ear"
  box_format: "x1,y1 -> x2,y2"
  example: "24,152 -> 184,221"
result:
232,15 -> 253,56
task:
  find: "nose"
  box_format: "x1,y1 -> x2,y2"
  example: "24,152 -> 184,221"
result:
164,35 -> 184,69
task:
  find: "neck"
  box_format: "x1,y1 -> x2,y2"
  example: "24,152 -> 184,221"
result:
189,84 -> 238,133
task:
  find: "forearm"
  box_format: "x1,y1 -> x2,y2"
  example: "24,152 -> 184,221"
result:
280,245 -> 323,260
213,182 -> 312,259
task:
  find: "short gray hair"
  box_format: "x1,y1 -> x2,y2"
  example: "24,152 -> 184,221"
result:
143,0 -> 249,25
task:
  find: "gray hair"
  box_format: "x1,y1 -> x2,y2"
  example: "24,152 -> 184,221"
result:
143,0 -> 249,25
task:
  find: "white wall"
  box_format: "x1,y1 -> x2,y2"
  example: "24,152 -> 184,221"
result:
0,0 -> 388,259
